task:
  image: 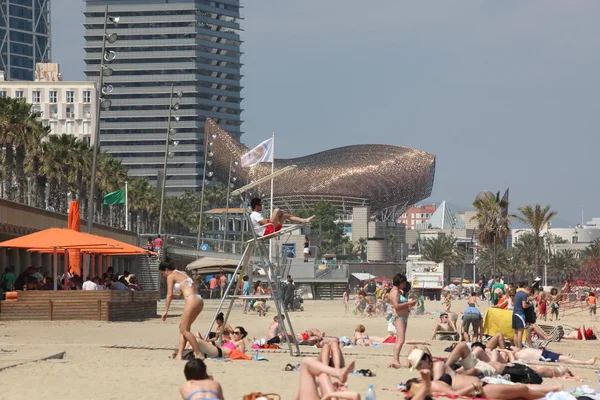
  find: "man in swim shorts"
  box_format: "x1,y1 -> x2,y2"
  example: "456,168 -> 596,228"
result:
249,198 -> 314,237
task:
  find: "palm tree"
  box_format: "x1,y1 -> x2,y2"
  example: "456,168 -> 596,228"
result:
513,204 -> 557,276
547,250 -> 580,282
421,235 -> 465,284
356,238 -> 367,261
471,191 -> 510,278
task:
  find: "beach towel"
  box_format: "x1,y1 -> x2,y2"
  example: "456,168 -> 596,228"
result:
482,308 -> 526,341
229,349 -> 252,360
243,392 -> 280,400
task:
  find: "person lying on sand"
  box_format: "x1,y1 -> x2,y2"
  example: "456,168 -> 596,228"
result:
352,324 -> 373,347
293,357 -> 357,400
405,360 -> 563,400
193,326 -> 249,360
563,324 -> 599,341
179,359 -> 224,400
506,347 -> 596,365
319,340 -> 346,368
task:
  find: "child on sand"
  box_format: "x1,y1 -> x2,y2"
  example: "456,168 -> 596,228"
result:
343,288 -> 349,314
442,291 -> 451,312
588,292 -> 596,316
549,287 -> 560,321
538,291 -> 548,321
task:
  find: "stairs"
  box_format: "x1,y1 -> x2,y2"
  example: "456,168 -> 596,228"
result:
132,255 -> 160,292
314,282 -> 348,300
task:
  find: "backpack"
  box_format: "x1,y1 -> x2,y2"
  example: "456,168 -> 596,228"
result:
502,363 -> 543,384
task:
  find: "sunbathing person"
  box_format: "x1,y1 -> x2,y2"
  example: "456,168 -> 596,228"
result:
296,328 -> 325,344
409,350 -> 563,399
563,324 -> 598,340
194,326 -> 248,359
511,347 -> 596,365
430,312 -> 458,341
250,198 -> 314,238
319,341 -> 346,368
352,324 -> 373,347
293,357 -> 357,400
179,359 -> 224,400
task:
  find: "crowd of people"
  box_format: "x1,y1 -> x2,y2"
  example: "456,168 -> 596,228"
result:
0,265 -> 142,299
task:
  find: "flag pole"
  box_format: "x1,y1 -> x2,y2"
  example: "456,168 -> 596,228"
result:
125,180 -> 128,230
269,132 -> 275,262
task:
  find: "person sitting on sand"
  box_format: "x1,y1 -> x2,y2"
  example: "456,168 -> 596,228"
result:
179,359 -> 224,400
293,357 -> 358,400
430,312 -> 458,341
249,198 -> 314,238
266,315 -> 286,344
352,324 -> 373,347
193,326 -> 248,359
562,324 -> 599,340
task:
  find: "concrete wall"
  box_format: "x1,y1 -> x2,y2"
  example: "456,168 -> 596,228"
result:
351,206 -> 370,242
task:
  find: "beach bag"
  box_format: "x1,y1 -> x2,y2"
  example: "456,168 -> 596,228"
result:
243,393 -> 280,400
503,363 -> 543,384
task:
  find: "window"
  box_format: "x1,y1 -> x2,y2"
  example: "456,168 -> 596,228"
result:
49,90 -> 57,103
66,106 -> 74,119
66,122 -> 74,134
66,91 -> 74,103
15,90 -> 24,98
32,90 -> 40,102
83,91 -> 91,103
0,91 -> 6,98
83,136 -> 91,145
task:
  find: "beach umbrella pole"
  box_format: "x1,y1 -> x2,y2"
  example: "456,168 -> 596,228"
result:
53,247 -> 58,291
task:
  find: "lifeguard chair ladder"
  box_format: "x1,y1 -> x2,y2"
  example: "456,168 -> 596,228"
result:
204,217 -> 303,356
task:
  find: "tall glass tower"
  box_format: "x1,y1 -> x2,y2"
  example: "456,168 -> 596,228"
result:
83,0 -> 243,195
0,0 -> 51,80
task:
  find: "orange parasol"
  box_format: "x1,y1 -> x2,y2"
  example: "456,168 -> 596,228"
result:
0,228 -> 122,290
67,201 -> 82,276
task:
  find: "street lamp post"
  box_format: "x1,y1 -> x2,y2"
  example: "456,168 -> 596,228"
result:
157,84 -> 182,239
196,123 -> 214,249
86,6 -> 119,233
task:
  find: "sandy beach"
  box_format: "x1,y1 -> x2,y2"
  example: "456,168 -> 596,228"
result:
1,298 -> 598,400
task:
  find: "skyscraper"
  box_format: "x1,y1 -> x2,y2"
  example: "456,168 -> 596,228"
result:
83,0 -> 243,195
0,0 -> 51,80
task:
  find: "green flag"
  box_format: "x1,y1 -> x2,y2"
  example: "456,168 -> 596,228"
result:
103,189 -> 125,205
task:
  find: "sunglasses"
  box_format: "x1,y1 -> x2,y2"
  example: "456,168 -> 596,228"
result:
233,331 -> 241,335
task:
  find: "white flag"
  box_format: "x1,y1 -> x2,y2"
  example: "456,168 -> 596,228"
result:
241,137 -> 274,167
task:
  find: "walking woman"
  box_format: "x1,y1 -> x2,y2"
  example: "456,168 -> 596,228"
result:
303,236 -> 310,263
160,261 -> 204,360
388,273 -> 416,369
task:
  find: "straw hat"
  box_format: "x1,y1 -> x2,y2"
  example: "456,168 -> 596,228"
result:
407,349 -> 426,371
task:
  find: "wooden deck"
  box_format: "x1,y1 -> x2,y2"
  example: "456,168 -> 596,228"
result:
0,291 -> 159,321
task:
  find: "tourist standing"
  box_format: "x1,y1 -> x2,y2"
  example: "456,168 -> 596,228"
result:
209,275 -> 218,299
512,284 -> 532,349
388,273 -> 415,369
154,235 -> 163,253
303,236 -> 310,262
219,273 -> 228,298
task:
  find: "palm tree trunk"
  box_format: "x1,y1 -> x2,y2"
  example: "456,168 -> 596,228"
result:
49,177 -> 60,210
15,144 -> 26,203
32,156 -> 46,208
4,144 -> 14,200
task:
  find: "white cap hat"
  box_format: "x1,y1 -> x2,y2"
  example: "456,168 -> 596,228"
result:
534,277 -> 542,281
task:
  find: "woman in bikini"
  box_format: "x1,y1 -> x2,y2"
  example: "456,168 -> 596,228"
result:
253,280 -> 266,316
352,324 -> 373,347
160,261 -> 204,360
389,273 -> 416,369
193,326 -> 249,359
179,359 -> 224,400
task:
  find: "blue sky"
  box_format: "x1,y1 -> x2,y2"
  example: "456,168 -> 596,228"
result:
53,1 -> 600,226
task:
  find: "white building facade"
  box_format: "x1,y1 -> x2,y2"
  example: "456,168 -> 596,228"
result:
0,74 -> 97,144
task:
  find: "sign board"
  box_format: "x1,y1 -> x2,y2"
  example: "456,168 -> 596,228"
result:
406,261 -> 444,290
